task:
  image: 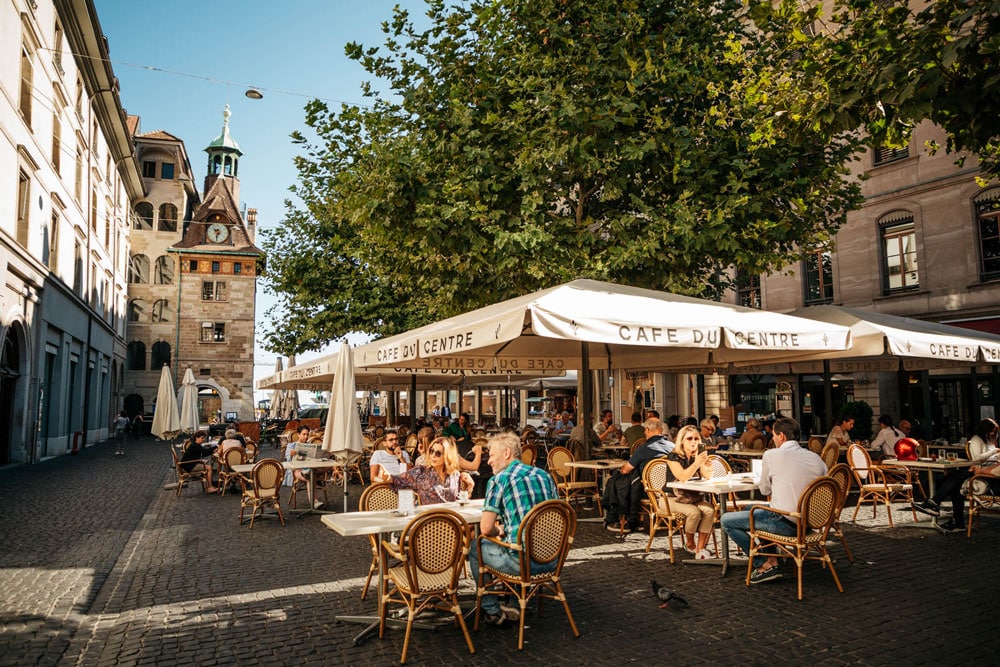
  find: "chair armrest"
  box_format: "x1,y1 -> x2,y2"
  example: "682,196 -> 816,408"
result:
477,533 -> 521,552
381,540 -> 404,560
747,504 -> 798,530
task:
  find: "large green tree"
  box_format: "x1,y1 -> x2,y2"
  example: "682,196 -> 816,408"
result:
751,0 -> 1000,177
261,0 -> 864,353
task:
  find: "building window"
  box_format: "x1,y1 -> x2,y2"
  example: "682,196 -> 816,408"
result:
47,206 -> 60,271
873,145 -> 909,167
233,262 -> 242,275
127,299 -> 144,322
126,341 -> 146,371
190,260 -> 198,271
880,212 -> 919,292
142,161 -> 156,178
736,271 -> 761,309
154,255 -> 174,284
803,251 -> 834,305
158,203 -> 177,232
16,170 -> 31,248
128,254 -> 150,283
151,299 -> 170,323
134,202 -> 153,230
161,162 -> 175,180
53,19 -> 64,73
90,189 -> 98,232
202,281 -> 227,301
974,188 -> 1000,281
74,75 -> 83,117
151,341 -> 171,369
211,261 -> 220,273
51,106 -> 62,174
73,239 -> 83,295
201,322 -> 226,342
19,43 -> 33,126
75,138 -> 83,200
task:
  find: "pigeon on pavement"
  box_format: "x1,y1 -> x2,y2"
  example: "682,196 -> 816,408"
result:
650,579 -> 688,609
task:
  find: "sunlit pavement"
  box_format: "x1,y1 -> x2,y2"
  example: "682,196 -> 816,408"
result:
0,438 -> 994,665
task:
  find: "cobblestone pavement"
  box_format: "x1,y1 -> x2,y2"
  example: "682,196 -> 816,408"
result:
0,437 -> 994,666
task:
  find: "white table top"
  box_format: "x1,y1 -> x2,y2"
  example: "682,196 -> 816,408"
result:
564,459 -> 627,470
233,459 -> 342,474
668,474 -> 759,494
321,499 -> 485,537
882,458 -> 972,470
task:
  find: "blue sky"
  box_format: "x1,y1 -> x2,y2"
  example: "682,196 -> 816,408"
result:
93,0 -> 432,403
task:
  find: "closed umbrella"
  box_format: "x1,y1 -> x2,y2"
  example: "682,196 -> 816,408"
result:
322,342 -> 365,512
151,365 -> 181,440
286,355 -> 301,419
178,368 -> 200,433
270,357 -> 287,420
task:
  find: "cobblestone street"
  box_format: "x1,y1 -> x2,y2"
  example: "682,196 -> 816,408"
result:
0,436 -> 993,665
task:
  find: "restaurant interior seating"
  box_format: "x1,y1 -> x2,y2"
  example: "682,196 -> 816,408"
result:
239,459 -> 285,529
642,459 -> 686,563
359,483 -> 399,600
379,508 -> 475,664
847,444 -> 918,528
474,499 -> 580,650
826,463 -> 854,562
746,476 -> 844,600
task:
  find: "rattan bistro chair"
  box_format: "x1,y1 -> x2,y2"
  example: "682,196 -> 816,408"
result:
359,483 -> 399,600
820,441 -> 840,471
746,476 -> 844,600
547,446 -> 601,513
239,459 -> 285,529
378,508 -> 475,664
826,463 -> 855,562
966,473 -> 1000,537
170,446 -> 211,496
642,459 -> 686,563
474,499 -> 580,650
217,446 -> 248,495
847,444 -> 917,528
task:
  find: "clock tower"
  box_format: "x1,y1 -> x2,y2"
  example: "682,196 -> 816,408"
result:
168,106 -> 264,422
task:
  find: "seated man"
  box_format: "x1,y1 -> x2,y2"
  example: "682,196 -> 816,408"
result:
554,411 -> 574,434
468,433 -> 559,625
621,412 -> 646,447
602,418 -> 674,532
720,417 -> 826,584
595,410 -> 620,445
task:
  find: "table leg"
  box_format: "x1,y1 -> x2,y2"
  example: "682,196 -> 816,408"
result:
679,491 -> 731,576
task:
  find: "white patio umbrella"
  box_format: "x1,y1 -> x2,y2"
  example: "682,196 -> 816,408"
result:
322,342 -> 365,512
151,365 -> 181,440
178,368 -> 200,433
353,279 -> 853,428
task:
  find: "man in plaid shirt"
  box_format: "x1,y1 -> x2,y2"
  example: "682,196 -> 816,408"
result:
469,432 -> 558,625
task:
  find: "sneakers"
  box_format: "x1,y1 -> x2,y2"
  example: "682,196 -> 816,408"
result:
696,549 -> 713,560
939,518 -> 966,533
749,564 -> 783,585
605,522 -> 630,534
683,543 -> 697,554
499,603 -> 521,621
914,500 -> 941,517
483,610 -> 510,626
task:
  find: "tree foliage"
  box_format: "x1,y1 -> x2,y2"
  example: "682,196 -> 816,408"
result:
261,0 -> 865,353
752,0 -> 1000,177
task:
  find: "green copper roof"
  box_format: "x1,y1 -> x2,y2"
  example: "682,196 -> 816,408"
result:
205,105 -> 243,154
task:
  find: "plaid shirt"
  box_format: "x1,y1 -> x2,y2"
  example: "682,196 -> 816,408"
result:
483,460 -> 558,541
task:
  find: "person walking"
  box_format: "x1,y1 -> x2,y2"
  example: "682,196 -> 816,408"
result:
113,411 -> 130,456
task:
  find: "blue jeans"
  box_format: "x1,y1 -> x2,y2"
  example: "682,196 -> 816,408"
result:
721,508 -> 797,569
468,539 -> 555,615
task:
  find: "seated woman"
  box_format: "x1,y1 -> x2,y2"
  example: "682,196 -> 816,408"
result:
389,437 -> 474,504
666,425 -> 715,559
369,431 -> 411,483
283,425 -> 313,489
412,426 -> 435,466
826,414 -> 855,448
179,430 -> 218,493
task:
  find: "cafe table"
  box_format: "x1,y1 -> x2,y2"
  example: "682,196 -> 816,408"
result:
564,459 -> 627,521
233,459 -> 342,517
882,457 -> 973,532
667,474 -> 760,576
322,499 -> 485,645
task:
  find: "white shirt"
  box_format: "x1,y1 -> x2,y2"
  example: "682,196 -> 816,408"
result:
370,449 -> 411,477
759,440 -> 827,521
871,426 -> 903,457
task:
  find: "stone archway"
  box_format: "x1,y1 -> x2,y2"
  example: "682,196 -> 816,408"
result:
0,323 -> 28,465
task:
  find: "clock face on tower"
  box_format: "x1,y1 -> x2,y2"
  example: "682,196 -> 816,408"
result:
206,223 -> 230,243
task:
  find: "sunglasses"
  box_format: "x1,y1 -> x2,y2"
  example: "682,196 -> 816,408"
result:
429,449 -> 444,457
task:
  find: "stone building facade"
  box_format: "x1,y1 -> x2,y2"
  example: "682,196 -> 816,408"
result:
1,0 -> 143,463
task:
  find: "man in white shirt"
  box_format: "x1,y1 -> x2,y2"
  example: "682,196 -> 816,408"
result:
870,415 -> 904,458
369,431 -> 411,482
720,417 -> 826,584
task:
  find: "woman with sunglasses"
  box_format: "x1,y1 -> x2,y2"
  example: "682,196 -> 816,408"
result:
389,436 -> 474,504
667,425 -> 716,559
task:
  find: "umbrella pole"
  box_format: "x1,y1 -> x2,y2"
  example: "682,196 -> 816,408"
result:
581,343 -> 591,447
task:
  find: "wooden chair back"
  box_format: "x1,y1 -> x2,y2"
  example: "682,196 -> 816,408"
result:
807,437 -> 824,454
520,444 -> 537,466
820,441 -> 840,471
